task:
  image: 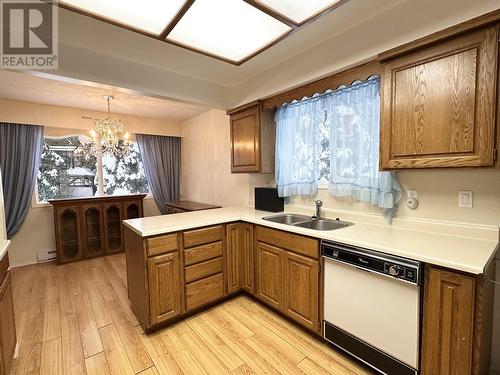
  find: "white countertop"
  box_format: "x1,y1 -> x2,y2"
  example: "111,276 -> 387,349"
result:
0,240 -> 10,263
124,207 -> 499,275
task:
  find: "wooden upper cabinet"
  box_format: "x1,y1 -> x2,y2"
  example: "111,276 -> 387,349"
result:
380,26 -> 498,169
228,102 -> 275,173
421,267 -> 475,375
148,252 -> 182,325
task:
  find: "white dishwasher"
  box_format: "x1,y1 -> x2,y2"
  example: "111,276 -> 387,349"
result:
322,241 -> 421,375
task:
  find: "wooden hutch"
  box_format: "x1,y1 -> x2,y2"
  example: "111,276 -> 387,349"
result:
49,194 -> 146,264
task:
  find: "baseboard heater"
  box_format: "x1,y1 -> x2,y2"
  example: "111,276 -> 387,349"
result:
323,322 -> 417,375
37,250 -> 57,263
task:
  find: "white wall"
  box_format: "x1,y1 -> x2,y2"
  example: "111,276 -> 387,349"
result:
180,109 -> 275,207
290,169 -> 500,227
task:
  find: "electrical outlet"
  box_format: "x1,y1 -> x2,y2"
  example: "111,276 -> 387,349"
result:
458,190 -> 473,208
407,189 -> 418,199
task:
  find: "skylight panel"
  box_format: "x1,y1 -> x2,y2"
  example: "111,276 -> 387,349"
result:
60,0 -> 188,35
255,0 -> 342,24
166,0 -> 291,63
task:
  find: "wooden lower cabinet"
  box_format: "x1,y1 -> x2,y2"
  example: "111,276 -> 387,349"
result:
255,242 -> 284,311
0,272 -> 16,375
226,223 -> 242,294
255,226 -> 320,334
284,252 -> 319,332
50,194 -> 146,264
241,223 -> 255,293
421,266 -> 475,375
126,222 -> 322,333
148,252 -> 182,325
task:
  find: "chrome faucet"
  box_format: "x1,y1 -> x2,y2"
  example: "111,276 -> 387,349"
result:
313,200 -> 323,220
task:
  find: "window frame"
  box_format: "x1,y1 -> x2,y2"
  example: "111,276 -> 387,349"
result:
34,133 -> 152,206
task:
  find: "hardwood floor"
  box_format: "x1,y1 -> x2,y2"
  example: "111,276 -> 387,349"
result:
10,254 -> 371,374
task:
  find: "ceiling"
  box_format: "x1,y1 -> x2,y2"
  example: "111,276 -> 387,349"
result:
4,0 -> 497,111
0,70 -> 208,121
56,0 -> 405,87
58,0 -> 345,64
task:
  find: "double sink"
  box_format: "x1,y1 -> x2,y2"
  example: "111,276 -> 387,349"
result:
263,213 -> 353,231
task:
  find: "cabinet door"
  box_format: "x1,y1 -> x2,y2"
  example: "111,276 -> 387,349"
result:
255,242 -> 283,311
226,223 -> 242,294
81,203 -> 105,258
421,267 -> 475,374
230,105 -> 261,173
380,26 -> 498,169
122,200 -> 143,220
148,252 -> 181,325
104,203 -> 123,254
55,205 -> 83,263
0,273 -> 16,375
241,223 -> 255,294
284,252 -> 319,332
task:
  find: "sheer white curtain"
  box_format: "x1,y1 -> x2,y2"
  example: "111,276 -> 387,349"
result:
275,96 -> 325,197
326,77 -> 401,219
275,76 -> 401,220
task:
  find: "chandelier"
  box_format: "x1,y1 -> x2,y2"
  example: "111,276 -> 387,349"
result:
89,95 -> 131,157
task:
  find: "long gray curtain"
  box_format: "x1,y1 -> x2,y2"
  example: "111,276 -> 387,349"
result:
0,123 -> 43,237
136,134 -> 180,215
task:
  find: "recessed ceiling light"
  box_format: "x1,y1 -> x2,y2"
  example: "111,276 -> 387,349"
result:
166,0 -> 291,63
255,0 -> 342,24
60,0 -> 188,35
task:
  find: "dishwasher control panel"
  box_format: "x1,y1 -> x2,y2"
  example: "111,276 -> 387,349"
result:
322,241 -> 420,285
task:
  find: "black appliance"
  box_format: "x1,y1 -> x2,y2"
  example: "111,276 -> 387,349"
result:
254,187 -> 284,212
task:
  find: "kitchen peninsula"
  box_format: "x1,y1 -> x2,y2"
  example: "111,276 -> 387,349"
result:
124,206 -> 498,374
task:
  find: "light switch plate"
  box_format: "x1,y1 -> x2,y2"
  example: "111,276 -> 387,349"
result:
458,190 -> 473,208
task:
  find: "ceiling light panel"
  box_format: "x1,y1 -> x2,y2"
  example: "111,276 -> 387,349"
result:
255,0 -> 341,24
167,0 -> 291,63
60,0 -> 188,35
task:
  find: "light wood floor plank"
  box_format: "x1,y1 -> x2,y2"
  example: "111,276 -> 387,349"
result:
113,322 -> 153,373
60,313 -> 86,375
85,352 -> 112,375
84,276 -> 113,328
74,284 -> 103,358
40,338 -> 62,375
185,316 -> 245,371
137,366 -> 160,375
99,323 -> 135,375
134,327 -> 184,374
42,285 -> 61,342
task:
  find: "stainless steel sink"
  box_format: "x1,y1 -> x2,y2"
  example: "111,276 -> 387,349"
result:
263,214 -> 353,231
293,219 -> 353,231
262,213 -> 311,225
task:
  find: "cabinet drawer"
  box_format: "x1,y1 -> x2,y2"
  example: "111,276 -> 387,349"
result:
256,226 -> 319,259
185,273 -> 224,310
183,226 -> 223,248
146,234 -> 178,257
184,241 -> 223,266
185,257 -> 223,283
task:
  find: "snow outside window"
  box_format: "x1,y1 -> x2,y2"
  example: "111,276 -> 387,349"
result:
37,135 -> 149,201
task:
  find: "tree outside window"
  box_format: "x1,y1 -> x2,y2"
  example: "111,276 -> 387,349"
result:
37,136 -> 148,201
